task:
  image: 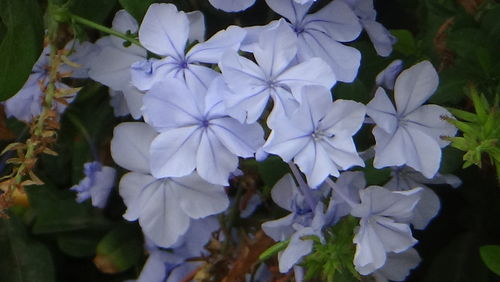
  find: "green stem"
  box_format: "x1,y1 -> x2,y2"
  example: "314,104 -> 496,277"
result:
70,14 -> 144,48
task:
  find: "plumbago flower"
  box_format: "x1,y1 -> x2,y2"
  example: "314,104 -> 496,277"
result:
372,248 -> 421,282
220,19 -> 336,124
385,166 -> 461,230
70,161 -> 116,209
208,0 -> 256,12
88,10 -> 147,119
366,61 -> 458,178
265,0 -> 362,82
142,77 -> 264,185
262,174 -> 331,273
5,41 -> 94,122
110,122 -> 229,248
263,85 -> 365,187
375,59 -> 403,90
131,3 -> 246,92
351,186 -> 422,275
325,171 -> 364,224
136,217 -> 219,282
340,0 -> 397,57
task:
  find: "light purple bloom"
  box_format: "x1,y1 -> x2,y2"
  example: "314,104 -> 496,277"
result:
131,3 -> 246,92
325,171 -> 364,224
143,77 -> 265,185
208,0 -> 256,12
375,59 -> 403,90
265,0 -> 362,82
111,122 -> 229,247
262,174 -> 330,273
366,61 -> 457,178
351,186 -> 422,275
263,85 -> 365,187
341,0 -> 397,57
70,161 -> 116,209
385,166 -> 461,229
88,10 -> 147,119
372,248 -> 421,282
220,19 -> 336,124
5,41 -> 93,122
136,216 -> 219,282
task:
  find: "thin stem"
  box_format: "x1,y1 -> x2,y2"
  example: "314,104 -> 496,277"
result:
66,113 -> 98,161
288,162 -> 316,211
70,14 -> 144,48
325,178 -> 357,207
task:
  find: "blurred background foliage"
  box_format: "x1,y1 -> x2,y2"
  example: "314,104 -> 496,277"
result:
0,0 -> 499,281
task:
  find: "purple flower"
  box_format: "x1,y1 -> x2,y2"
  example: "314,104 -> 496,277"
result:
341,0 -> 397,57
220,20 -> 336,124
70,161 -> 116,209
131,3 -> 246,92
5,41 -> 93,122
88,10 -> 147,119
366,61 -> 457,178
375,60 -> 404,90
262,174 -> 331,273
111,122 -> 229,247
142,77 -> 265,185
263,85 -> 365,187
265,0 -> 362,82
384,166 -> 461,229
208,0 -> 256,12
351,186 -> 422,275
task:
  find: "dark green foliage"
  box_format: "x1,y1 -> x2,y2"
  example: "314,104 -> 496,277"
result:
0,0 -> 44,101
302,216 -> 359,282
0,214 -> 55,282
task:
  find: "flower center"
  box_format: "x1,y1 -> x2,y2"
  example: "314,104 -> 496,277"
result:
293,24 -> 305,35
201,119 -> 210,128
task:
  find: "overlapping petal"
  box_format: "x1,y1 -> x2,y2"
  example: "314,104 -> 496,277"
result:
208,0 -> 256,12
139,3 -> 189,58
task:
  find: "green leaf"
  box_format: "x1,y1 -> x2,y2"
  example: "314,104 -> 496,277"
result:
57,230 -> 104,258
0,215 -> 55,282
391,29 -> 417,56
362,159 -> 391,186
95,223 -> 143,273
0,0 -> 43,101
333,80 -> 370,104
119,0 -> 155,22
259,240 -> 290,261
26,185 -> 110,234
481,6 -> 500,41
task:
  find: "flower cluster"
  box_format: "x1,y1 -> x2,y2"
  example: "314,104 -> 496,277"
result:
5,0 -> 461,280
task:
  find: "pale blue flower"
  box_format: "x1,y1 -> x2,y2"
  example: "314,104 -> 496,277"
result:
385,166 -> 461,229
131,3 -> 246,92
366,61 -> 457,178
263,85 -> 365,187
5,41 -> 93,122
136,216 -> 219,282
88,10 -> 147,119
220,20 -> 336,124
208,0 -> 256,12
341,0 -> 397,57
111,122 -> 229,247
262,174 -> 331,273
143,77 -> 265,185
325,171 -> 365,224
375,60 -> 403,90
265,0 -> 362,82
70,161 -> 116,209
372,248 -> 421,282
351,186 -> 422,275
